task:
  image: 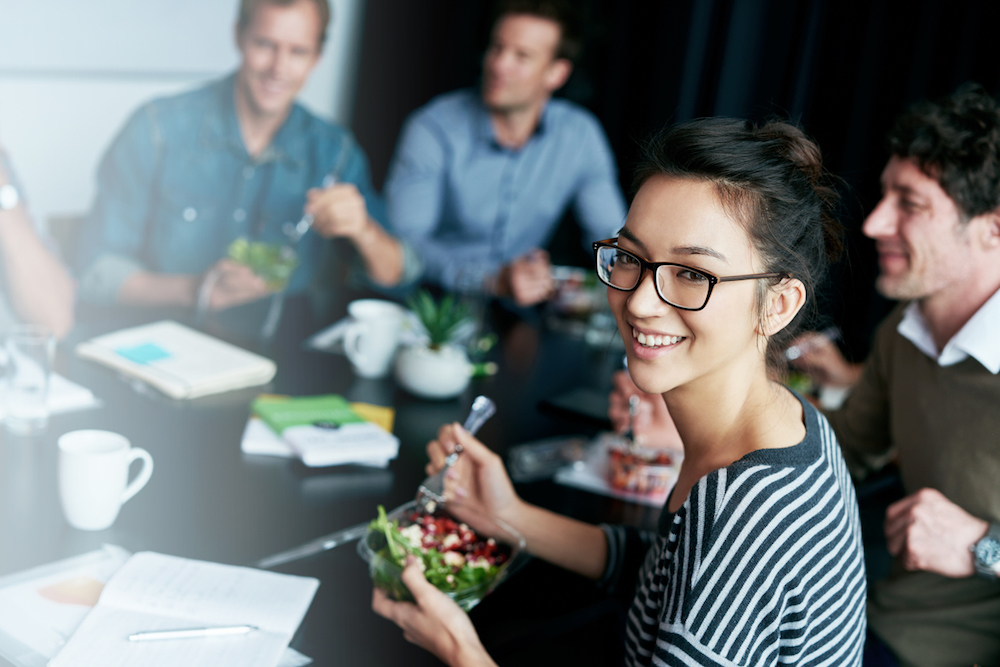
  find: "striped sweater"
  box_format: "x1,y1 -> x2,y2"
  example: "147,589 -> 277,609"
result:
600,395 -> 866,666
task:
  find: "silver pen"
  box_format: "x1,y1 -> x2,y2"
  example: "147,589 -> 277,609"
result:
128,625 -> 258,642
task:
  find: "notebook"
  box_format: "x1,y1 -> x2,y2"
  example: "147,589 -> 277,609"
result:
249,395 -> 399,467
0,547 -> 311,667
49,552 -> 318,667
75,321 -> 277,399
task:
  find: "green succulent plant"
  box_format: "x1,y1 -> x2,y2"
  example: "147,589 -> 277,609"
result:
407,290 -> 469,350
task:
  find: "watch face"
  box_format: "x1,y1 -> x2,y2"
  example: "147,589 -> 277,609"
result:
0,184 -> 18,210
975,537 -> 1000,567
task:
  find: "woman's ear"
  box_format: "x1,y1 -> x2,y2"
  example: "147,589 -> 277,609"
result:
760,278 -> 807,336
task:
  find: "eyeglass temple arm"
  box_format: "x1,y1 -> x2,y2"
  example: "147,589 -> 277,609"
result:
716,272 -> 787,283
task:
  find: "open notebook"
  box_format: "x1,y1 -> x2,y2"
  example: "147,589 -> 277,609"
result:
76,321 -> 276,399
49,552 -> 318,667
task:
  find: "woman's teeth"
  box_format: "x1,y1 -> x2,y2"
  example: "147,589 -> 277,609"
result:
632,328 -> 684,348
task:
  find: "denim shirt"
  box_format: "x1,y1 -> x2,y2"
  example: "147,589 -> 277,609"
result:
77,74 -> 418,304
384,89 -> 626,291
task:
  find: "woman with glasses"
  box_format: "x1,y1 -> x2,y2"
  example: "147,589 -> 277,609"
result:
373,118 -> 866,666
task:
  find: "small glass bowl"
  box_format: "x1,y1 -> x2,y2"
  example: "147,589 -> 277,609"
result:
607,441 -> 679,495
357,501 -> 525,611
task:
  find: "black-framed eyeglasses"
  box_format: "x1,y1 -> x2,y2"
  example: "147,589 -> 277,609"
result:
592,238 -> 787,311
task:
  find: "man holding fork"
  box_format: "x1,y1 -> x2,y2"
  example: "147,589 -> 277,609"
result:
77,0 -> 419,317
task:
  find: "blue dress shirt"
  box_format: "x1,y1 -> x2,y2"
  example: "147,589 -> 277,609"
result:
77,74 -> 418,304
384,89 -> 626,291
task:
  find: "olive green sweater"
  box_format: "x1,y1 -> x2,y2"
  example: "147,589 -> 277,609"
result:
827,304 -> 1000,667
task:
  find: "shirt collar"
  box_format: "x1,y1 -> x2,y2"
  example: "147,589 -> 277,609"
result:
201,72 -> 306,170
477,92 -> 551,150
897,287 -> 1000,374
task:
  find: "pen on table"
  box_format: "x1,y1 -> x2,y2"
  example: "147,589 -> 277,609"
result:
128,625 -> 258,642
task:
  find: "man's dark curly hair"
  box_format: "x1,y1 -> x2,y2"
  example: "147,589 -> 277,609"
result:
887,83 -> 1000,221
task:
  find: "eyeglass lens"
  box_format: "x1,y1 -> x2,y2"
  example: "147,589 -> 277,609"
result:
596,246 -> 710,309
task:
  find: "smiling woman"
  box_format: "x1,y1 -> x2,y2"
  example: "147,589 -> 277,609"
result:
373,118 -> 866,667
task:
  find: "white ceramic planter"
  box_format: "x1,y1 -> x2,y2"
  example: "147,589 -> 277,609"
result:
395,343 -> 471,400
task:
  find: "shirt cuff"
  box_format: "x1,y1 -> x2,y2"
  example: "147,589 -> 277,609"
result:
596,523 -> 626,592
397,239 -> 424,287
78,253 -> 145,305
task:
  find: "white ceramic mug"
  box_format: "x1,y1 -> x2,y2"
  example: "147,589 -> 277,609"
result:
58,430 -> 154,531
342,299 -> 406,379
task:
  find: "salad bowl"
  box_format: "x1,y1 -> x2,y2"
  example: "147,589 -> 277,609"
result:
358,501 -> 525,611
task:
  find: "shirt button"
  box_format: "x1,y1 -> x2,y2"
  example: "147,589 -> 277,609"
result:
233,208 -> 247,222
182,207 -> 197,222
243,166 -> 255,180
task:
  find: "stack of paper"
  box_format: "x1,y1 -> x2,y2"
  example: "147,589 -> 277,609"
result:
245,395 -> 399,468
76,321 -> 276,400
49,552 -> 318,667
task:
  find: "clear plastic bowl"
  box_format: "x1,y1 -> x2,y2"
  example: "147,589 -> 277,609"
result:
357,501 -> 525,611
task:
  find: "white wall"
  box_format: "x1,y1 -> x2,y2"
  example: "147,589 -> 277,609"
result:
0,0 -> 365,227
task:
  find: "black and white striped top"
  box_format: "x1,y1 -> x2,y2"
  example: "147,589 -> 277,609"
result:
600,395 -> 866,666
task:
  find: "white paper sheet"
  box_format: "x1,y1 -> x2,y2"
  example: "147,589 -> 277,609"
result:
48,373 -> 100,414
49,552 -> 318,667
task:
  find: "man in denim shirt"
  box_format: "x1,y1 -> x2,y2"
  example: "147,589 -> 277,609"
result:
78,0 -> 419,315
384,0 -> 625,306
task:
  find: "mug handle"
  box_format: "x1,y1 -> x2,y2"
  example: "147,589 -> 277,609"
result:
121,447 -> 154,505
342,323 -> 365,366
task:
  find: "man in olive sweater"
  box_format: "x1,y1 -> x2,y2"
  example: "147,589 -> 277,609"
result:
788,85 -> 1000,666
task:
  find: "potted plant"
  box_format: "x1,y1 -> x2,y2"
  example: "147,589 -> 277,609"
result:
395,291 -> 472,400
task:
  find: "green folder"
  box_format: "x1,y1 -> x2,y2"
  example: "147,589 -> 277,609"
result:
252,394 -> 365,434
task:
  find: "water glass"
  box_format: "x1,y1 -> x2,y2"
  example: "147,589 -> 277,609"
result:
4,324 -> 54,434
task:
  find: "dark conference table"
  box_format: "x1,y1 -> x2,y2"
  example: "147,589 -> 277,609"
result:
0,296 -> 661,665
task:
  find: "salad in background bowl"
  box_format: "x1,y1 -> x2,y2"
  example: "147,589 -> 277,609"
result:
358,501 -> 525,611
227,237 -> 299,291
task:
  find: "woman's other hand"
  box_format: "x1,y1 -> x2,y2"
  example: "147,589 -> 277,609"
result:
608,370 -> 683,451
372,557 -> 497,667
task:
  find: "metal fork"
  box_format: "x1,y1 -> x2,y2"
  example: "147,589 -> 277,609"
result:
415,395 -> 496,513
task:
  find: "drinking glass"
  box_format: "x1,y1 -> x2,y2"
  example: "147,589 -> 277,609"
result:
4,324 -> 53,434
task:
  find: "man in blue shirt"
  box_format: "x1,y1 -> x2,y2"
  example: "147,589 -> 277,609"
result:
384,0 -> 626,306
78,0 -> 419,315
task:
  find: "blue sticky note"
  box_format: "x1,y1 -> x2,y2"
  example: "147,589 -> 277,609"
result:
116,343 -> 172,364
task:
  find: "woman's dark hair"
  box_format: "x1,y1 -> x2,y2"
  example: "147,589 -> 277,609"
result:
632,117 -> 842,372
887,82 -> 1000,221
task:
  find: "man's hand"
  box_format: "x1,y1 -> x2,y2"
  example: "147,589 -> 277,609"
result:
372,557 -> 496,666
496,249 -> 554,307
305,182 -> 372,242
787,331 -> 863,388
202,258 -> 273,311
885,488 -> 989,578
608,371 -> 683,451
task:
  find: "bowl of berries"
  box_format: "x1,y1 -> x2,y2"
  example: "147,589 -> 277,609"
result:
358,501 -> 525,611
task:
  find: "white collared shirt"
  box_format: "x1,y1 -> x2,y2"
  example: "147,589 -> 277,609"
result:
897,287 -> 1000,374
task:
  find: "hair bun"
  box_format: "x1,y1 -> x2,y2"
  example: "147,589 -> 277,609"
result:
758,122 -> 824,184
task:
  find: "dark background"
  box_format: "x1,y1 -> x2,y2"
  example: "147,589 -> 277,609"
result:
350,0 -> 1000,361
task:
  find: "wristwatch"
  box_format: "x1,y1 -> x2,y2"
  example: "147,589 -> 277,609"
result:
973,523 -> 1000,579
0,183 -> 19,211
